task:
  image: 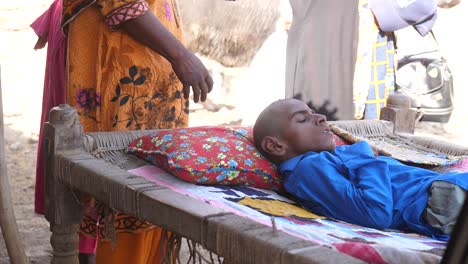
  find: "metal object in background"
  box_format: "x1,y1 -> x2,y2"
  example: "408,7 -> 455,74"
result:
396,31 -> 454,123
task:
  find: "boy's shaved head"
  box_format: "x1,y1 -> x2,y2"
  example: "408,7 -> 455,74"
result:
253,99 -> 291,164
253,99 -> 335,164
253,99 -> 291,150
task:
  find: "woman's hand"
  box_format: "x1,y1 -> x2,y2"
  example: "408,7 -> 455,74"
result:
122,11 -> 213,103
170,50 -> 213,103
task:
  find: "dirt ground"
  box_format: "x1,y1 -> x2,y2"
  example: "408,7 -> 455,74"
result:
0,0 -> 467,263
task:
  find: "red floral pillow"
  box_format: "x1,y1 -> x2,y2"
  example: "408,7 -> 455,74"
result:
127,126 -> 284,192
334,134 -> 350,146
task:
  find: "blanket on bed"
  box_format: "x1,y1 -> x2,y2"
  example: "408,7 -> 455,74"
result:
129,165 -> 456,264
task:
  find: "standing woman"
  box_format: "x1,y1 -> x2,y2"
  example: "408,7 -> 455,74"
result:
33,0 -> 213,262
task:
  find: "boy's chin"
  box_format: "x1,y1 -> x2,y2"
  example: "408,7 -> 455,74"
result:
316,143 -> 336,153
327,142 -> 337,152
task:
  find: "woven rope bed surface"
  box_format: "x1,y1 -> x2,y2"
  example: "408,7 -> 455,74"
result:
330,120 -> 468,166
83,130 -> 156,170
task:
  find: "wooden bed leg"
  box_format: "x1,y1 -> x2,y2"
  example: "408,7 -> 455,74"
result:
44,104 -> 84,264
50,224 -> 80,264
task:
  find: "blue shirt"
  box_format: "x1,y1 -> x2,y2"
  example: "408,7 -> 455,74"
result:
279,141 -> 468,240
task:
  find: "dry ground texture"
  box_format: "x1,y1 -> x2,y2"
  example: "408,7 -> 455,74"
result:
0,0 -> 467,263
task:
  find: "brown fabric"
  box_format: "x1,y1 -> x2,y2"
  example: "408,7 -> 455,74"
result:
286,0 -> 359,120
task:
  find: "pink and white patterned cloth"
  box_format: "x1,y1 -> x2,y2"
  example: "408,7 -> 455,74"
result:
129,164 -> 464,264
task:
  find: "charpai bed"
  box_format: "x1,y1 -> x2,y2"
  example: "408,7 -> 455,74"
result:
43,104 -> 468,264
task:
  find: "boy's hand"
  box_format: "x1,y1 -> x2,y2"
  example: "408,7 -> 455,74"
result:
329,125 -> 391,157
371,145 -> 392,157
371,145 -> 380,157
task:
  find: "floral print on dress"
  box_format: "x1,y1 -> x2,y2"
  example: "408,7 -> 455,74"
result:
127,126 -> 284,192
111,65 -> 188,130
164,0 -> 172,21
76,87 -> 101,123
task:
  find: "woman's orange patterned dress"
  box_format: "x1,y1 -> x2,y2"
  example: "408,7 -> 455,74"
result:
62,0 -> 188,262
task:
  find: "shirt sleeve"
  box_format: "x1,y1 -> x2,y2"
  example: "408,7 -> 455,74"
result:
30,0 -> 56,39
96,0 -> 150,28
285,141 -> 394,229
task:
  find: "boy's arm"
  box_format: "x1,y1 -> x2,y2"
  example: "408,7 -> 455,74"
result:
285,142 -> 393,229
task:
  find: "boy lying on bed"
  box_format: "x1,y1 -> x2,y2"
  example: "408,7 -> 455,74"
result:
253,98 -> 468,241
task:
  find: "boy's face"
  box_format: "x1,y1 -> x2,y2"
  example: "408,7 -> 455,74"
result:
280,100 -> 336,156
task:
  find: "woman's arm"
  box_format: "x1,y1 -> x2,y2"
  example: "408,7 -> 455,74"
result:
121,11 -> 213,103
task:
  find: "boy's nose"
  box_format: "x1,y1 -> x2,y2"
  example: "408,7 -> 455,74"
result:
313,114 -> 327,125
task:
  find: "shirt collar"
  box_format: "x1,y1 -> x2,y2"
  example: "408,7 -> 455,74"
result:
278,154 -> 306,175
279,150 -> 330,175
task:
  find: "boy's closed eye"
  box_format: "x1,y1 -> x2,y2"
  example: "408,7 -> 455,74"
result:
293,110 -> 315,122
297,116 -> 308,123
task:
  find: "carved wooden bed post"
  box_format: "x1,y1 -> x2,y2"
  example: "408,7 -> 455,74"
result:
44,104 -> 84,264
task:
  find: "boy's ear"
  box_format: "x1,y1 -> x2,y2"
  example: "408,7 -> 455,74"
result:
261,136 -> 287,157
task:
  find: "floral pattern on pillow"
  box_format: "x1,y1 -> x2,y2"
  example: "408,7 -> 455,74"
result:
334,134 -> 350,146
127,126 -> 284,191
